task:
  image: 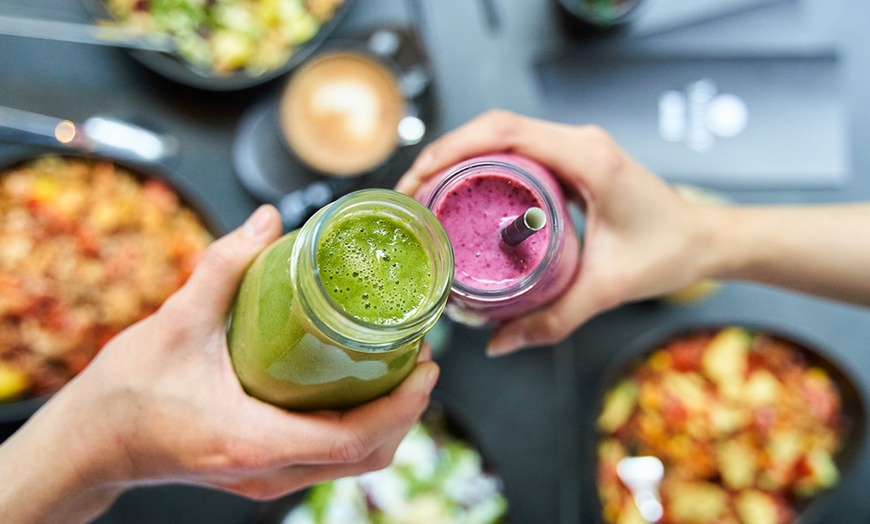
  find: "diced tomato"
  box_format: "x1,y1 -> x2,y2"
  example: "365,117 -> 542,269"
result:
142,179 -> 180,211
661,393 -> 688,426
802,379 -> 840,423
753,406 -> 777,435
74,228 -> 101,258
65,350 -> 96,374
0,274 -> 32,315
667,336 -> 708,372
774,495 -> 796,524
95,327 -> 120,349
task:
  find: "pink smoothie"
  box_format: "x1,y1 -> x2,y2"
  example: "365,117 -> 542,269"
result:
418,153 -> 580,326
434,173 -> 549,290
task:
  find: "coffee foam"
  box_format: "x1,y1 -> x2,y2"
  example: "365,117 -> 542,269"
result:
280,51 -> 405,177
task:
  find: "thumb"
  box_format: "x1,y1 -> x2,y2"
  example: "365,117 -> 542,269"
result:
172,205 -> 283,325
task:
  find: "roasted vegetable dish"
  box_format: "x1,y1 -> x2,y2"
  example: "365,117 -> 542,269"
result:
0,156 -> 212,401
283,409 -> 509,523
103,0 -> 345,76
596,327 -> 847,524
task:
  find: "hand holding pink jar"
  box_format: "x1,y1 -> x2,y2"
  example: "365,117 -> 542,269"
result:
415,153 -> 581,327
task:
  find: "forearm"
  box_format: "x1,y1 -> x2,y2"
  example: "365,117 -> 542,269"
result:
700,203 -> 870,305
0,385 -> 126,523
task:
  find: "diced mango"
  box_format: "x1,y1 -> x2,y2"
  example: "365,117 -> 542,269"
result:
31,176 -> 59,203
736,490 -> 778,524
0,362 -> 30,402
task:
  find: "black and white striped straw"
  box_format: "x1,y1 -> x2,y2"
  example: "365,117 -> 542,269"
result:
500,206 -> 547,247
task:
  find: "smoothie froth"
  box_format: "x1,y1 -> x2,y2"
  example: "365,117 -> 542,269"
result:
433,173 -> 549,290
317,215 -> 433,324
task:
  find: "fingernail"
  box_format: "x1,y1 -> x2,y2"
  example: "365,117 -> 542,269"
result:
424,366 -> 439,393
411,150 -> 434,176
486,335 -> 525,357
242,205 -> 272,240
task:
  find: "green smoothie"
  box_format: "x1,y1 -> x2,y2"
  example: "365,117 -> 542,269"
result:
228,205 -> 440,411
318,215 -> 432,325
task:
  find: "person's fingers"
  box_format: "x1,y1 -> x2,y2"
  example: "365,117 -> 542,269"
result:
219,410 -> 416,499
485,271 -> 619,356
244,360 -> 438,468
217,429 -> 410,501
395,110 -> 620,197
394,110 -> 542,195
418,341 -> 433,362
162,205 -> 282,326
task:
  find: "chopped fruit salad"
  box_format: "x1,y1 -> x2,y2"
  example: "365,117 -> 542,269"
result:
0,156 -> 212,401
284,410 -> 509,523
596,327 -> 847,524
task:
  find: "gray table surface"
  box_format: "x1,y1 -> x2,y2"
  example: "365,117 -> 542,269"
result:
2,0 -> 870,523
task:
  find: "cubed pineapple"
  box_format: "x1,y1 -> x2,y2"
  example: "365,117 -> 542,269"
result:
668,482 -> 728,522
210,30 -> 255,74
736,490 -> 778,524
702,327 -> 751,398
717,439 -> 758,489
742,370 -> 782,407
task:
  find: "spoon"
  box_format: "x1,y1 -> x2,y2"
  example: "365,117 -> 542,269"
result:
0,14 -> 175,54
616,456 -> 665,523
0,106 -> 180,166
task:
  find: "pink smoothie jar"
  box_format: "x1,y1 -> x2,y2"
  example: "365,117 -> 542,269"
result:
416,153 -> 580,326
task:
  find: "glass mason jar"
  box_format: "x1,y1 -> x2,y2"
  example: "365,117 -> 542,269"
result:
416,154 -> 580,327
228,189 -> 453,411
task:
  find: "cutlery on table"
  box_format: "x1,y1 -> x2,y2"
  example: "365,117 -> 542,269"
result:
0,105 -> 180,166
617,456 -> 665,523
0,14 -> 175,54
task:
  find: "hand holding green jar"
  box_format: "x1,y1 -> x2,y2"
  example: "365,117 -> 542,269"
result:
228,189 -> 453,411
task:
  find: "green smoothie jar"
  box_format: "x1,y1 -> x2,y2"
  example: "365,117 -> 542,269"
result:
228,189 -> 453,411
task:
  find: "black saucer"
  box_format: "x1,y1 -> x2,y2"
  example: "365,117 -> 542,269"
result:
232,26 -> 437,231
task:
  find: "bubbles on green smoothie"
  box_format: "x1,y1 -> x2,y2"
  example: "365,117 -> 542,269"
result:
316,214 -> 433,325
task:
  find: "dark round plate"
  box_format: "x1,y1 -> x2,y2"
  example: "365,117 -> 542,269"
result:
80,0 -> 356,91
248,393 -> 510,523
0,151 -> 225,430
586,321 -> 868,524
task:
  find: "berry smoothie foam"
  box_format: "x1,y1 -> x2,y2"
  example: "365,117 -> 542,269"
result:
417,154 -> 580,326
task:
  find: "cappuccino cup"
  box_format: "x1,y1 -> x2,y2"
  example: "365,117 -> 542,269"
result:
279,46 -> 419,178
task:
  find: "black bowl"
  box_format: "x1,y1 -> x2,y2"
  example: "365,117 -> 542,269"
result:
249,393 -> 510,523
586,321 -> 868,524
556,0 -> 646,35
0,152 -> 225,432
80,0 -> 356,91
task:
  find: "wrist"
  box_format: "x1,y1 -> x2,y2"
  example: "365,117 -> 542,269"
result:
0,379 -> 130,523
691,204 -> 754,282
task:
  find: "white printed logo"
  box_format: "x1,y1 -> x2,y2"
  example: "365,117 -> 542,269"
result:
658,79 -> 748,152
